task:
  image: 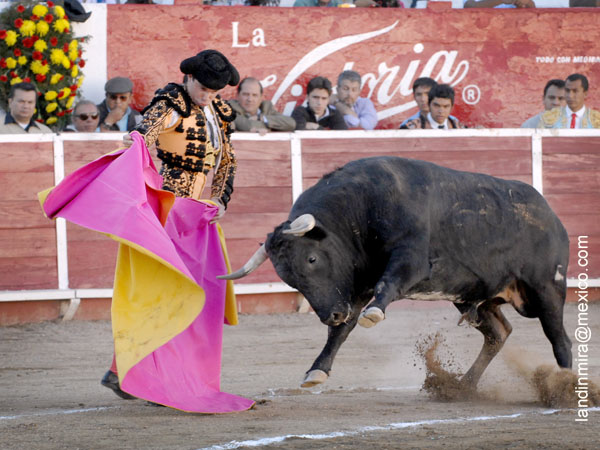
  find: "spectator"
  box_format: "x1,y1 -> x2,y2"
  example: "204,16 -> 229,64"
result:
402,84 -> 466,129
98,77 -> 142,132
464,0 -> 535,7
399,77 -> 436,128
64,100 -> 100,132
521,79 -> 566,128
373,0 -> 403,6
293,0 -> 378,6
570,0 -> 600,6
0,82 -> 52,134
330,70 -> 378,130
399,77 -> 459,129
294,0 -> 343,5
229,77 -> 295,133
291,76 -> 348,130
243,0 -> 281,4
205,0 -> 246,4
538,73 -> 600,128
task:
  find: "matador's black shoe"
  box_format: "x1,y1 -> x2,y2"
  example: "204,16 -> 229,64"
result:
100,370 -> 136,400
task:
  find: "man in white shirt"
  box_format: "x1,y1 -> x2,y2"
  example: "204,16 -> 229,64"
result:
0,82 -> 52,133
538,73 -> 600,129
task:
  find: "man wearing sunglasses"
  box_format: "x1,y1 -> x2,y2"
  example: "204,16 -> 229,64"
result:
97,77 -> 142,132
64,100 -> 100,132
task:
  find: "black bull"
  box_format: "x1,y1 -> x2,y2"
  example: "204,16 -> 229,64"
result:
220,156 -> 572,388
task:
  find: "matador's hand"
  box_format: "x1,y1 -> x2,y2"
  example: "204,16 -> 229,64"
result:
122,133 -> 134,147
209,197 -> 226,224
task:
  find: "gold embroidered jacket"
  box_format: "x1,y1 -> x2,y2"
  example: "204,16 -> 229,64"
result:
538,106 -> 600,129
133,83 -> 237,208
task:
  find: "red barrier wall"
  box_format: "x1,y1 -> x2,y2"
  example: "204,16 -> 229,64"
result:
300,136 -> 532,187
107,5 -> 600,129
0,142 -> 56,291
219,139 -> 293,284
542,137 -> 600,276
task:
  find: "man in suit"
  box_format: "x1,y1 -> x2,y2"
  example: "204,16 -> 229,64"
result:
229,77 -> 295,133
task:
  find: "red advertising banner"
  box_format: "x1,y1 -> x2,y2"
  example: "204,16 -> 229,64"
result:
108,5 -> 599,129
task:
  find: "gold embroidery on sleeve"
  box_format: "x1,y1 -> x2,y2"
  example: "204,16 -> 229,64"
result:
135,100 -> 174,148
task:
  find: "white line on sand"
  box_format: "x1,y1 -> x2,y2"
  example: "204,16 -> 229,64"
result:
0,406 -> 119,421
199,407 -> 600,450
266,385 -> 422,397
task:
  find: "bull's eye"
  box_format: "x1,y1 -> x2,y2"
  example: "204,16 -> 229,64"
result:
308,256 -> 317,264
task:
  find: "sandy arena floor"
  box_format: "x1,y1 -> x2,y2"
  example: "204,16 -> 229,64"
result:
1,301 -> 598,449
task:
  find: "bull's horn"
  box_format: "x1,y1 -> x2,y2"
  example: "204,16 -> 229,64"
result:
217,244 -> 268,280
282,214 -> 316,236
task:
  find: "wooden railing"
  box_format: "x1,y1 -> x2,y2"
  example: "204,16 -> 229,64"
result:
1,129 -> 599,315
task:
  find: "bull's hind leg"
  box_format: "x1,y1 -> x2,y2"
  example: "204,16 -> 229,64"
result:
459,301 -> 512,387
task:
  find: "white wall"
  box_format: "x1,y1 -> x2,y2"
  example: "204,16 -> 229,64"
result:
72,4 -> 108,104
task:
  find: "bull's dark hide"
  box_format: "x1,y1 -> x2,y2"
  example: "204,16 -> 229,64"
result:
236,156 -> 572,388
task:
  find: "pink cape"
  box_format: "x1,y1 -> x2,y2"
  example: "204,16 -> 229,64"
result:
40,132 -> 254,413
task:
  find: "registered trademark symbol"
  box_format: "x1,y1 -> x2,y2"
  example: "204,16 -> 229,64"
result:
462,85 -> 481,105
291,84 -> 303,97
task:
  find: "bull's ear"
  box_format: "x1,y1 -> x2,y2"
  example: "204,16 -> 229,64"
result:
304,226 -> 327,241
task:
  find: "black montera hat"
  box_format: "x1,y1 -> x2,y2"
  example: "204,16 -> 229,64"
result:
180,50 -> 240,91
63,0 -> 92,23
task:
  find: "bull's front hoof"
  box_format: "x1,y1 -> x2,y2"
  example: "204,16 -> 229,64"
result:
301,369 -> 328,388
358,306 -> 385,328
